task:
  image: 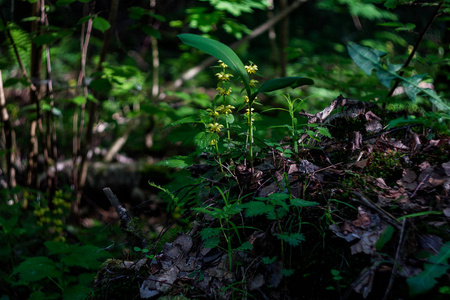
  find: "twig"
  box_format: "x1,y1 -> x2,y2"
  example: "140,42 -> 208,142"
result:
383,218 -> 408,300
386,1 -> 444,98
410,174 -> 430,199
352,191 -> 402,230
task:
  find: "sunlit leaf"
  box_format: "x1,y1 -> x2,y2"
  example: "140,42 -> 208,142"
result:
156,156 -> 193,169
178,33 -> 250,95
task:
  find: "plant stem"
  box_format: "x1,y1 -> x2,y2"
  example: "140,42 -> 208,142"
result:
248,102 -> 254,170
215,142 -> 224,172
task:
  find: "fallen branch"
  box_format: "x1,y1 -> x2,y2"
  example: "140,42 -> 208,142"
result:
103,187 -> 148,249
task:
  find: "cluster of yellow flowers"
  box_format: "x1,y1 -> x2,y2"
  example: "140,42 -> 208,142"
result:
245,62 -> 258,74
205,60 -> 260,148
207,122 -> 224,133
216,86 -> 232,96
34,190 -> 71,242
215,71 -> 233,82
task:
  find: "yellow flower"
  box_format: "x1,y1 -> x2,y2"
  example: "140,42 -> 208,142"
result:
215,72 -> 233,81
207,123 -> 224,133
245,63 -> 258,74
206,108 -> 219,117
218,60 -> 228,68
244,95 -> 257,103
209,139 -> 218,146
216,86 -> 231,95
218,105 -> 234,115
245,108 -> 255,116
250,79 -> 259,87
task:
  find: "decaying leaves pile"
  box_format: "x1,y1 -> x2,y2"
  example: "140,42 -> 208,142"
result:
96,97 -> 449,299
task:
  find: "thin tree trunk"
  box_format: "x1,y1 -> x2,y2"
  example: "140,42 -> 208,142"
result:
75,0 -> 119,211
73,2 -> 94,192
27,0 -> 44,189
150,0 -> 159,99
0,70 -> 17,195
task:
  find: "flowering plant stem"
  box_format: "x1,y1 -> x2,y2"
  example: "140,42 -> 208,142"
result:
248,102 -> 254,170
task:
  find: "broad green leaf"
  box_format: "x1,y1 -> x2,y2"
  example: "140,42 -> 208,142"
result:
77,15 -> 93,25
235,241 -> 253,252
142,25 -> 161,39
156,156 -> 193,169
384,0 -> 398,9
267,193 -> 290,201
317,127 -> 331,138
223,204 -> 242,215
376,62 -> 401,88
203,236 -> 220,249
276,232 -> 305,246
178,33 -> 250,95
61,245 -> 110,269
241,201 -> 273,217
72,96 -> 87,106
254,77 -> 314,95
45,241 -> 72,255
347,42 -> 387,75
407,242 -> 450,296
13,256 -> 60,282
402,74 -> 426,101
194,132 -> 219,149
348,42 -> 450,112
291,199 -> 319,207
375,225 -> 394,251
92,17 -> 110,33
200,227 -> 221,239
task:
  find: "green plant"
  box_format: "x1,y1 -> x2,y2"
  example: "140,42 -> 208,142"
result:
239,192 -> 319,268
347,42 -> 450,113
11,241 -> 111,299
262,94 -> 331,152
193,187 -> 254,270
177,33 -> 314,169
406,242 -> 450,297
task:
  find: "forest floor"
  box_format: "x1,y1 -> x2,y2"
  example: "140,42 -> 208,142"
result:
92,97 -> 450,300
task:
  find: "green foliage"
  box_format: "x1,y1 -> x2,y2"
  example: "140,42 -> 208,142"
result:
348,42 -> 450,112
178,33 -> 251,95
375,225 -> 394,251
407,242 -> 450,296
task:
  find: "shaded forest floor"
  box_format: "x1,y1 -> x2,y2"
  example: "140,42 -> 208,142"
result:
92,98 -> 450,300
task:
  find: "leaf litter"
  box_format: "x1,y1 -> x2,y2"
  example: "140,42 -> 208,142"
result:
97,96 -> 449,299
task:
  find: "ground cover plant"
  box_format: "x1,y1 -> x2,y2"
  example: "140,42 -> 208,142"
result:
1,0 -> 450,299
